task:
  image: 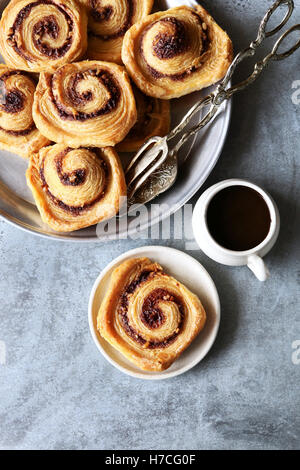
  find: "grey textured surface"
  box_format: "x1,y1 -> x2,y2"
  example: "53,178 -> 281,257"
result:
0,0 -> 300,450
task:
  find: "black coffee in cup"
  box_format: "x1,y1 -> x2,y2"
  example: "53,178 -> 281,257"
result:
206,185 -> 271,251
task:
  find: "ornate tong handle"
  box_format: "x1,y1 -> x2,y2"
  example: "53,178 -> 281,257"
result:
169,0 -> 300,153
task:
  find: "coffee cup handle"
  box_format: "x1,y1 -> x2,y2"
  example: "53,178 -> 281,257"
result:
247,254 -> 270,281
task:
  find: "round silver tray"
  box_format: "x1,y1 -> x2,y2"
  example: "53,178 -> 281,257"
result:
0,0 -> 231,242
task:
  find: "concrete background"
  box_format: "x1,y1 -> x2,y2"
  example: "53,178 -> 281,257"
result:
0,0 -> 299,450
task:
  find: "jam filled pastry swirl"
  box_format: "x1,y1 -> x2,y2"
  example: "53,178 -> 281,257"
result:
122,5 -> 233,99
81,0 -> 154,64
0,0 -> 87,72
26,144 -> 127,232
117,85 -> 170,152
98,257 -> 206,371
0,65 -> 50,157
32,61 -> 137,148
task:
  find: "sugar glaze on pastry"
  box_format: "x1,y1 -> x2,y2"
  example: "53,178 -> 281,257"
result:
26,144 -> 126,232
0,0 -> 88,72
82,0 -> 154,64
32,61 -> 137,148
98,257 -> 206,371
0,65 -> 50,157
122,5 -> 233,99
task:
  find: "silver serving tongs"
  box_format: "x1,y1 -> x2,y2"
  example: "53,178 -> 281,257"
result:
126,0 -> 300,204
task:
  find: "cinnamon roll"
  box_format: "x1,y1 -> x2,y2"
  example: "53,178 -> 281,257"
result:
26,144 -> 126,232
98,257 -> 206,371
122,5 -> 233,99
81,0 -> 154,64
32,61 -> 137,148
117,85 -> 170,152
0,0 -> 87,72
0,65 -> 50,157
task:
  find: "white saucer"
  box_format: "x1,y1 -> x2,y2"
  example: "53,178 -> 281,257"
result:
88,246 -> 221,380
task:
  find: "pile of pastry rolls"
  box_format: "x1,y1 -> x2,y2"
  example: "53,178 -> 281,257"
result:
0,0 -> 232,232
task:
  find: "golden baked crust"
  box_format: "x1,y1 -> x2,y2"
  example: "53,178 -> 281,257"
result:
26,144 -> 127,232
117,84 -> 170,152
98,257 -> 206,371
32,61 -> 137,148
0,65 -> 50,158
0,0 -> 87,73
122,5 -> 233,99
81,0 -> 154,64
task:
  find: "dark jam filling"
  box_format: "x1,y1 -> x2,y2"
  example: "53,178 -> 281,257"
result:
119,272 -> 185,349
152,17 -> 188,60
1,89 -> 24,114
140,12 -> 209,81
0,71 -> 27,113
89,0 -> 134,40
7,0 -> 74,61
55,148 -> 87,186
50,69 -> 121,121
67,72 -> 94,106
0,123 -> 35,136
0,71 -> 36,135
127,94 -> 154,138
90,1 -> 113,22
141,288 -> 174,329
39,148 -> 108,215
32,14 -> 73,59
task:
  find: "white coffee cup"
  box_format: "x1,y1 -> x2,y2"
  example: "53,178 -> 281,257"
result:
192,179 -> 280,281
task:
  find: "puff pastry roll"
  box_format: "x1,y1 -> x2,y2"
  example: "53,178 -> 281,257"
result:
98,257 -> 206,371
117,85 -> 170,152
32,61 -> 137,148
26,144 -> 126,232
0,65 -> 50,158
122,5 -> 233,99
0,0 -> 87,73
81,0 -> 154,64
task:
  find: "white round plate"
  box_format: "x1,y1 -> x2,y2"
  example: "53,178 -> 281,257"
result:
88,246 -> 221,380
0,0 -> 231,241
